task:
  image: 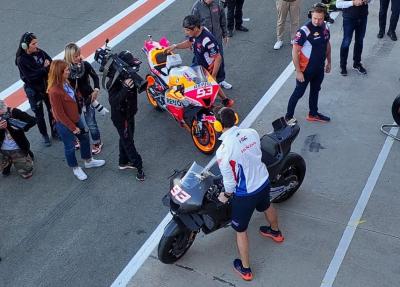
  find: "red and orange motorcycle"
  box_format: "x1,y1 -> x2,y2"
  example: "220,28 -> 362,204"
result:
142,36 -> 221,154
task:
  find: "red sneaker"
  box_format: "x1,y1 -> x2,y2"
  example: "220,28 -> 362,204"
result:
259,226 -> 284,243
222,98 -> 234,107
306,112 -> 331,123
233,259 -> 253,281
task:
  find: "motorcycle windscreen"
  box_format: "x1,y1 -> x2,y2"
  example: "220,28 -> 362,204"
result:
170,162 -> 210,213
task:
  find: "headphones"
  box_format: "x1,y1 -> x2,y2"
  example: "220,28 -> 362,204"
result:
213,107 -> 239,133
307,3 -> 327,19
21,32 -> 34,50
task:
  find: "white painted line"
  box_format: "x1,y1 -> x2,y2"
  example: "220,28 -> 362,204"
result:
110,214 -> 173,287
320,126 -> 399,287
13,0 -> 176,113
0,0 -> 147,102
1,0 -> 177,113
112,61 -> 296,287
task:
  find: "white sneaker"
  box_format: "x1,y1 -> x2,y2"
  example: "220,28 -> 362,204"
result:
84,158 -> 106,169
273,40 -> 283,50
219,80 -> 233,89
73,167 -> 87,180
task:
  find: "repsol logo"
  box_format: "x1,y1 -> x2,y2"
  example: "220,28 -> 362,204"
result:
166,98 -> 183,107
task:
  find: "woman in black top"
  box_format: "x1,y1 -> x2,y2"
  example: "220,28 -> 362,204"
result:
64,43 -> 103,155
15,32 -> 57,146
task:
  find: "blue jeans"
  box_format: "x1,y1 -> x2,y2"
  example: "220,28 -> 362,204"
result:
24,86 -> 55,137
83,104 -> 101,144
55,119 -> 91,167
286,68 -> 324,119
340,16 -> 368,68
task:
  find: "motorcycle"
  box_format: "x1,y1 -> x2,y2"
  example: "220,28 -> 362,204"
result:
142,36 -> 221,154
158,118 -> 306,264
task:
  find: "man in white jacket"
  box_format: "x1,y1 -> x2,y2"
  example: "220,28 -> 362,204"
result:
216,107 -> 284,281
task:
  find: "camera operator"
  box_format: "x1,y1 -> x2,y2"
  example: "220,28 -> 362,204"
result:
106,51 -> 145,181
64,43 -> 104,155
15,32 -> 57,147
0,100 -> 36,179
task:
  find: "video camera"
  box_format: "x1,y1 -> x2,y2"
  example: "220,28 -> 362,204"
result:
94,39 -> 147,93
0,111 -> 28,130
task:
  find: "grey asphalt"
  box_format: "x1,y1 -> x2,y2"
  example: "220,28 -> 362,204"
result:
129,2 -> 400,287
0,0 -> 399,287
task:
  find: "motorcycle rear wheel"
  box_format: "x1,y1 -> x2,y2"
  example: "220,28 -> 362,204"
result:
158,226 -> 197,264
271,152 -> 306,203
392,95 -> 400,126
146,87 -> 162,111
191,120 -> 217,154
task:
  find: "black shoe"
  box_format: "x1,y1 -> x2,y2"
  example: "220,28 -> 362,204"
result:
353,63 -> 367,75
51,132 -> 60,141
340,66 -> 348,76
387,30 -> 397,41
326,15 -> 335,24
235,25 -> 249,32
2,161 -> 12,176
136,169 -> 145,181
227,30 -> 233,37
43,135 -> 51,147
377,29 -> 384,38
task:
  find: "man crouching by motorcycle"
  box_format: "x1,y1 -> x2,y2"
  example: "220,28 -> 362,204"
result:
216,107 -> 284,281
107,51 -> 145,181
166,15 -> 234,107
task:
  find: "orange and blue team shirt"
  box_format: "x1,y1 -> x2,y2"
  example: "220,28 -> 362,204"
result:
189,28 -> 220,74
294,21 -> 330,72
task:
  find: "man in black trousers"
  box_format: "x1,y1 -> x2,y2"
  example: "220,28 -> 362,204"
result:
226,0 -> 249,37
378,0 -> 399,41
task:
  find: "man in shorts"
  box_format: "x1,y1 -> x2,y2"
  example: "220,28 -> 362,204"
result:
216,107 -> 284,281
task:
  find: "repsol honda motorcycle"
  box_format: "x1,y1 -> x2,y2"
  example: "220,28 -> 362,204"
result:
158,118 -> 306,264
142,36 -> 221,154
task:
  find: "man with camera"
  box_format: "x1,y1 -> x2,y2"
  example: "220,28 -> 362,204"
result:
106,51 -> 145,181
0,100 -> 36,178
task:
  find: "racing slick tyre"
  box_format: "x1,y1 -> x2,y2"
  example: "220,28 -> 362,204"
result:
392,95 -> 400,126
271,152 -> 306,203
146,87 -> 163,111
158,223 -> 197,264
191,120 -> 217,154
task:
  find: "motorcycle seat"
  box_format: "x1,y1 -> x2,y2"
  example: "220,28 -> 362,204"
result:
260,134 -> 280,166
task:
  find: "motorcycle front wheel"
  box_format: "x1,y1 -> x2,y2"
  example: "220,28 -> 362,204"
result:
191,120 -> 217,154
158,225 -> 197,264
271,152 -> 306,203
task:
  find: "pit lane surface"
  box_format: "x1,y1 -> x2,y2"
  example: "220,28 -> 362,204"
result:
0,1 -> 399,287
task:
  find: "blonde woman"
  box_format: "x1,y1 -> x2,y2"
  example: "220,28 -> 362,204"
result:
64,42 -> 103,155
48,60 -> 105,180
